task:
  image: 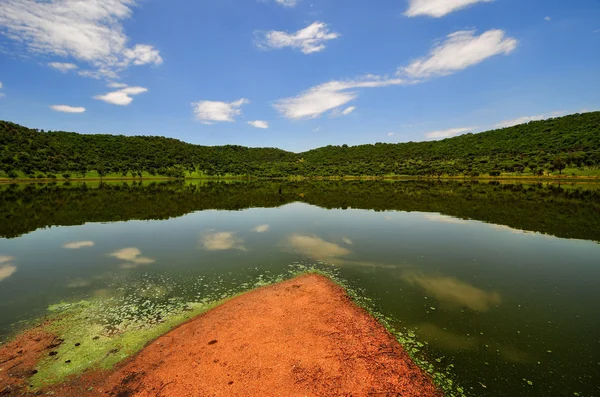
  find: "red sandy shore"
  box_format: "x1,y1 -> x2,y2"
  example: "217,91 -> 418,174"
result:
1,274 -> 441,396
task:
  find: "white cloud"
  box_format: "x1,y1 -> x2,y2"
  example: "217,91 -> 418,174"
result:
0,264 -> 17,282
252,224 -> 270,233
405,0 -> 493,18
256,21 -> 339,54
274,75 -> 404,120
192,98 -> 249,124
275,0 -> 298,6
0,82 -> 3,89
109,247 -> 155,268
425,127 -> 473,139
122,44 -> 162,66
108,82 -> 128,88
62,241 -> 95,249
400,30 -> 517,79
494,111 -> 565,128
248,120 -> 269,129
201,232 -> 246,251
0,93 -> 5,98
388,132 -> 395,136
341,106 -> 356,115
94,86 -> 148,106
50,105 -> 86,113
48,62 -> 78,72
544,16 -> 551,21
0,0 -> 162,78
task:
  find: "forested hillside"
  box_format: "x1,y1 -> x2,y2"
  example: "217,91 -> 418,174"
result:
1,112 -> 599,178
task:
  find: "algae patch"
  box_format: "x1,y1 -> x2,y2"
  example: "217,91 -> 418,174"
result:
29,272 -> 286,388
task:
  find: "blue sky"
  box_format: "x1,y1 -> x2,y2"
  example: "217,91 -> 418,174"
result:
0,0 -> 599,152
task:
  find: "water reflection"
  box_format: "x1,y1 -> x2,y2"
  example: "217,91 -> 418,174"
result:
67,278 -> 92,288
1,180 -> 599,242
0,264 -> 17,282
109,247 -> 156,269
0,256 -> 16,282
252,224 -> 270,233
498,344 -> 535,364
423,213 -> 469,224
416,323 -> 478,351
401,272 -> 502,312
62,241 -> 95,249
285,234 -> 351,262
200,231 -> 246,251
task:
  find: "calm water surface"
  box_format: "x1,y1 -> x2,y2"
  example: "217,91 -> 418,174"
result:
0,180 -> 599,396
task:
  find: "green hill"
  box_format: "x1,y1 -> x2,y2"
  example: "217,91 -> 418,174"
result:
1,112 -> 599,178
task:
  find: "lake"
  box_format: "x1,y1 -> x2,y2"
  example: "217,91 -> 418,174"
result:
0,180 -> 599,396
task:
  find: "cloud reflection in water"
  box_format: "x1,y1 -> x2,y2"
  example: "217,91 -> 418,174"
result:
109,247 -> 156,269
402,272 -> 501,312
200,232 -> 246,251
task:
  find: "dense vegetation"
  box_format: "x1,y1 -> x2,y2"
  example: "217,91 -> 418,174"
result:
1,180 -> 599,242
1,112 -> 600,178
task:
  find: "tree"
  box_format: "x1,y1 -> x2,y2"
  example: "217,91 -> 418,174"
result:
552,157 -> 567,174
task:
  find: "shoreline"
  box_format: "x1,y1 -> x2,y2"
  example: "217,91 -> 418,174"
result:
0,274 -> 443,397
1,174 -> 599,184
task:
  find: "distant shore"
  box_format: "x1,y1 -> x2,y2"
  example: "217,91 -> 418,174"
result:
1,174 -> 599,184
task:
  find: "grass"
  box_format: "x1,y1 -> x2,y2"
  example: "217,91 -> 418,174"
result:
31,299 -> 223,387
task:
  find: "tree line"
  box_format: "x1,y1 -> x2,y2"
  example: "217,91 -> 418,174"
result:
1,112 -> 599,178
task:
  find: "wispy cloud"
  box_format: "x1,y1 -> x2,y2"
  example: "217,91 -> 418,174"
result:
108,82 -> 128,89
400,30 -> 517,79
248,120 -> 269,129
94,86 -> 148,106
256,21 -> 339,54
341,106 -> 356,115
277,29 -> 516,121
62,241 -> 95,249
544,16 -> 551,21
425,127 -> 473,139
494,111 -> 565,128
48,62 -> 78,73
200,232 -> 246,251
404,0 -> 493,18
274,0 -> 298,6
274,75 -> 403,120
50,105 -> 86,113
0,0 -> 162,79
192,98 -> 249,124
